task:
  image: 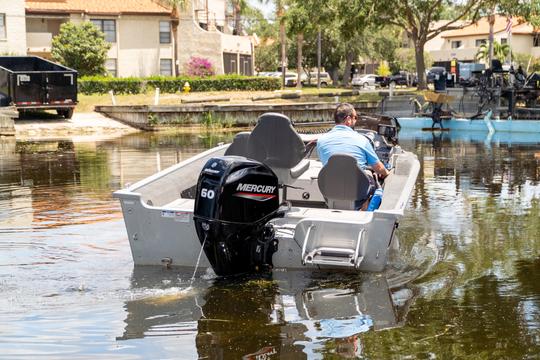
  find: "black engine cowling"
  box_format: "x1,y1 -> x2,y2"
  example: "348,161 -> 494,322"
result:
193,156 -> 280,276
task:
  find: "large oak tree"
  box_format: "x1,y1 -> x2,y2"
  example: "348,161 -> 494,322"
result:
362,0 -> 490,89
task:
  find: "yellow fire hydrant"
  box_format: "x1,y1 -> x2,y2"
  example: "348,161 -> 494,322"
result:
182,81 -> 191,93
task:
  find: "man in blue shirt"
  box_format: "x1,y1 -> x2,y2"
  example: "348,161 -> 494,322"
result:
317,103 -> 389,179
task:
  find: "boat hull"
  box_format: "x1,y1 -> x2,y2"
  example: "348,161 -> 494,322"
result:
398,116 -> 540,133
114,145 -> 420,274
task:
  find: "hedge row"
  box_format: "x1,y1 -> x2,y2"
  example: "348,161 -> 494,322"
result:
78,75 -> 281,95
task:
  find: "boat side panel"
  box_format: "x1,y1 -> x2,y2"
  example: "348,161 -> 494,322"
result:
118,195 -> 209,267
380,152 -> 420,213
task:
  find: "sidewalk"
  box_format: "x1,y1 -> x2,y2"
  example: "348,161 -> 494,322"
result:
15,112 -> 139,141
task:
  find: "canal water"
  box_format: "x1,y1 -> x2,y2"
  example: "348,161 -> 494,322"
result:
0,129 -> 539,359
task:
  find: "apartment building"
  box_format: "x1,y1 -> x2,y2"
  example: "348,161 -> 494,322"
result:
0,0 -> 27,55
25,0 -> 175,77
428,15 -> 540,63
23,0 -> 254,77
179,0 -> 255,75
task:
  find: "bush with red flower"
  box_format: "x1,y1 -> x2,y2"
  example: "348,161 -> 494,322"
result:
185,56 -> 215,77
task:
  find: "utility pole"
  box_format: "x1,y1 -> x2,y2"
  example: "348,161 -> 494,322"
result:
317,30 -> 321,90
278,1 -> 286,87
206,0 -> 209,29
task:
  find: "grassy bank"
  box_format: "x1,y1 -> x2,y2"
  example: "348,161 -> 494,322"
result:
77,87 -> 391,113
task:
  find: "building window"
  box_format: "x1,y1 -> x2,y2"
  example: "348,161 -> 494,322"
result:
475,39 -> 487,47
90,19 -> 116,42
159,21 -> 171,44
534,34 -> 540,47
223,52 -> 238,74
0,14 -> 6,39
451,40 -> 462,49
501,38 -> 508,45
105,59 -> 117,77
160,59 -> 172,76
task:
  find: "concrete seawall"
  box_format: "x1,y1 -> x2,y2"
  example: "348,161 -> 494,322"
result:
0,107 -> 17,136
95,101 -> 379,130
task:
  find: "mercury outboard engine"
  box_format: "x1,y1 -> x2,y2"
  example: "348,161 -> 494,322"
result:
193,156 -> 281,276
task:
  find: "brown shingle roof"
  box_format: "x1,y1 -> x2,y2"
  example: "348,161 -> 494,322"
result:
442,15 -> 532,38
26,0 -> 172,15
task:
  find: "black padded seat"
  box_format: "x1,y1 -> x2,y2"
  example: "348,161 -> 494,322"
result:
317,153 -> 374,210
224,131 -> 251,156
247,112 -> 309,185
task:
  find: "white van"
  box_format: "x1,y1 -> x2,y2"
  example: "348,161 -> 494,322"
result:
301,71 -> 331,86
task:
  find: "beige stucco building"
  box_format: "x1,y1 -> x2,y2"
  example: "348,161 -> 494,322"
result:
0,0 -> 27,55
179,0 -> 254,75
423,16 -> 540,64
25,0 -> 174,77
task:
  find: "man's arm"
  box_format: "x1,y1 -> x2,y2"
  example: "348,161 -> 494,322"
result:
372,161 -> 390,179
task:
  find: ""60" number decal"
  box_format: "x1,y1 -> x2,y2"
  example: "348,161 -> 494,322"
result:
201,188 -> 215,199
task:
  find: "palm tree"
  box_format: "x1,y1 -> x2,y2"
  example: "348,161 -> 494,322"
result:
476,40 -> 510,64
231,0 -> 247,35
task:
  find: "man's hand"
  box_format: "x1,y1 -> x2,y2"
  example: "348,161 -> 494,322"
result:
372,161 -> 390,179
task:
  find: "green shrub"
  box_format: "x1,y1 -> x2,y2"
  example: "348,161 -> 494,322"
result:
78,76 -> 143,95
52,22 -> 110,77
78,75 -> 281,94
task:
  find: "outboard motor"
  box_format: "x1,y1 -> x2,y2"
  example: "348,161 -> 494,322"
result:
193,156 -> 281,276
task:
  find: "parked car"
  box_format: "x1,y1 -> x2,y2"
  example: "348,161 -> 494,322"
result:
261,71 -> 298,86
380,71 -> 417,87
301,71 -> 331,87
352,74 -> 378,88
284,72 -> 298,87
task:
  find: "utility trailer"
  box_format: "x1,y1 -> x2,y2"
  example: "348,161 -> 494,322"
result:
0,56 -> 77,118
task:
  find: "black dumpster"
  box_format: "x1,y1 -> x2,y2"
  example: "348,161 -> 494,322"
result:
0,56 -> 78,118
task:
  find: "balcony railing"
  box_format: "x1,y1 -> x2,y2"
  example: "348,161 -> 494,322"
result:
27,32 -> 53,52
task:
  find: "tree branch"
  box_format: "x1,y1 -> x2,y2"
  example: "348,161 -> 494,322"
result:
425,0 -> 486,41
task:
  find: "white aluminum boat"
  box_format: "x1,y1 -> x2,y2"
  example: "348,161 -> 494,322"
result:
114,113 -> 420,275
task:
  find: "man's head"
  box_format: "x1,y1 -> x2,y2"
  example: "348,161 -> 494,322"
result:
334,103 -> 357,128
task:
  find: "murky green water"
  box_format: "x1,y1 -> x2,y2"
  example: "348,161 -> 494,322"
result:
0,129 -> 538,359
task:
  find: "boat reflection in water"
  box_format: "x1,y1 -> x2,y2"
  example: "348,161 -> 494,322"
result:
118,268 -> 415,358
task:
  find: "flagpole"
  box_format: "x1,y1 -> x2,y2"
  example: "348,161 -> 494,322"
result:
508,29 -> 512,65
506,16 -> 513,65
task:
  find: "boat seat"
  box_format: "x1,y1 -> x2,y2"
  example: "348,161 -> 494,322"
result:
317,153 -> 374,210
247,112 -> 309,185
224,131 -> 251,156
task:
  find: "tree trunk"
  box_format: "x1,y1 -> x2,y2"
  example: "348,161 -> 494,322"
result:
233,1 -> 242,35
488,10 -> 496,67
342,51 -> 354,86
414,40 -> 427,90
172,20 -> 179,76
329,68 -> 339,86
296,32 -> 303,89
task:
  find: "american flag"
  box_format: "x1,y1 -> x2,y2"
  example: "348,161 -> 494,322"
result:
505,16 -> 513,34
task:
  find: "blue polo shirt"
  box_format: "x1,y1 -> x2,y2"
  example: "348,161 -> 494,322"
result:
316,125 -> 380,168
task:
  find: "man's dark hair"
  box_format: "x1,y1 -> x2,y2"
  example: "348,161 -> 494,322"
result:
334,103 -> 355,124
